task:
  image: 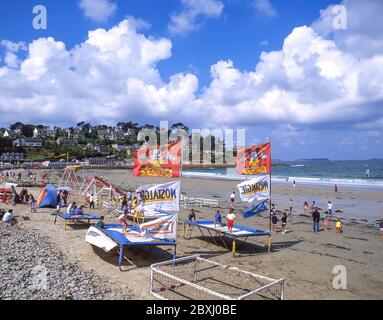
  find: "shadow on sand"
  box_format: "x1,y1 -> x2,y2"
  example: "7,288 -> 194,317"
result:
91,244 -> 175,271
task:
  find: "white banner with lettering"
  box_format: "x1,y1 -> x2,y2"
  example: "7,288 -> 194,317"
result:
136,181 -> 180,212
237,175 -> 270,203
140,214 -> 178,241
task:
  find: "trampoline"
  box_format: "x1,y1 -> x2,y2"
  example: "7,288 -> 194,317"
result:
53,212 -> 101,231
183,220 -> 271,256
86,224 -> 177,270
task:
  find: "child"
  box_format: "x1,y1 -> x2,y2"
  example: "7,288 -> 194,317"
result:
95,216 -> 105,229
323,211 -> 330,231
119,212 -> 128,234
30,195 -> 37,213
188,208 -> 196,222
75,205 -> 85,215
336,219 -> 343,235
134,208 -> 144,225
281,213 -> 288,234
303,201 -> 309,214
271,214 -> 278,233
214,210 -> 222,227
226,209 -> 236,233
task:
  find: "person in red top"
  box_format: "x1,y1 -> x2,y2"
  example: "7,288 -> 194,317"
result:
226,209 -> 236,233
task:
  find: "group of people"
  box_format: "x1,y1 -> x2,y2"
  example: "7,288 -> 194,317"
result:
1,186 -> 37,211
0,169 -> 37,182
1,209 -> 19,225
187,207 -> 237,233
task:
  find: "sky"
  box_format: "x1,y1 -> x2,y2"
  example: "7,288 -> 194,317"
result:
0,0 -> 382,160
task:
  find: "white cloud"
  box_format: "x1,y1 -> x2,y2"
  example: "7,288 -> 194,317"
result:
168,0 -> 224,35
0,2 -> 382,135
312,0 -> 383,58
78,0 -> 117,23
253,0 -> 277,17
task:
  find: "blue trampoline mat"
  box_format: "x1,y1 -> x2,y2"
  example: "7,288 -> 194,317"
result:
185,220 -> 270,238
57,213 -> 100,220
101,224 -> 176,247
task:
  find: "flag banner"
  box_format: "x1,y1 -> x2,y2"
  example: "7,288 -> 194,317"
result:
133,142 -> 181,177
140,214 -> 178,241
243,201 -> 268,219
237,175 -> 270,203
136,181 -> 181,212
236,142 -> 271,175
41,161 -> 50,167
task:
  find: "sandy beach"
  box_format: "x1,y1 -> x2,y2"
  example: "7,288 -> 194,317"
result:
1,168 -> 383,300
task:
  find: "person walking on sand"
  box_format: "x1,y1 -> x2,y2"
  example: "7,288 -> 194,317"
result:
336,219 -> 343,235
380,219 -> 383,239
334,184 -> 338,193
322,211 -> 330,231
271,214 -> 278,233
230,192 -> 235,208
312,208 -> 321,232
226,209 -> 236,233
293,180 -> 296,188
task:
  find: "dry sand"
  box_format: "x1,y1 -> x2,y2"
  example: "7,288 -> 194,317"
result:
2,168 -> 383,300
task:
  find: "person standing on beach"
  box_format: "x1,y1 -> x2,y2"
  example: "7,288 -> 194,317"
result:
271,204 -> 276,215
335,219 -> 343,235
214,210 -> 223,227
289,199 -> 293,215
281,213 -> 288,234
293,180 -> 296,187
322,211 -> 330,231
334,184 -> 338,193
230,192 -> 235,208
312,208 -> 321,232
328,201 -> 333,215
188,208 -> 196,222
226,209 -> 236,233
380,219 -> 383,239
30,194 -> 37,213
89,194 -> 95,209
303,201 -> 309,214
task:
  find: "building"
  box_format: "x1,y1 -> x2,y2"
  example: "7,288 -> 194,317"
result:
57,138 -> 78,146
97,128 -> 124,141
13,138 -> 43,148
124,128 -> 136,137
84,157 -> 124,166
1,153 -> 24,162
112,144 -> 128,152
95,145 -> 110,155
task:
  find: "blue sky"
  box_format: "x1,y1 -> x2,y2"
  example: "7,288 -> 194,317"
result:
0,0 -> 382,160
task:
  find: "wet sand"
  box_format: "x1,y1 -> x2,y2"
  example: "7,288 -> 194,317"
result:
2,168 -> 383,300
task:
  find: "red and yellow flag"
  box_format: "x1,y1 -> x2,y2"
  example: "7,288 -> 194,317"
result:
236,142 -> 271,175
133,142 -> 182,178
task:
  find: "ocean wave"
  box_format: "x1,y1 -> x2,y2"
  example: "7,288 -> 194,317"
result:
183,171 -> 383,188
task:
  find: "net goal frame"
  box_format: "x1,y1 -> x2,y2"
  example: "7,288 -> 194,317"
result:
150,255 -> 285,300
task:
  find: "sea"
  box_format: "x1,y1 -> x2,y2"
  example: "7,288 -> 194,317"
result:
183,159 -> 383,190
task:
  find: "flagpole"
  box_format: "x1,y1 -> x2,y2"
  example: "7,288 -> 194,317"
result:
269,139 -> 272,232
